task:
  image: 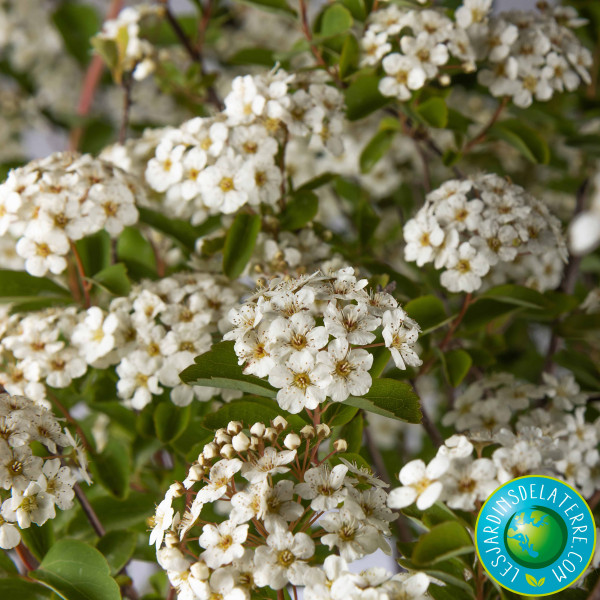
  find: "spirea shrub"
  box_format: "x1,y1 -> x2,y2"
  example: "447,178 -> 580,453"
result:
0,1 -> 598,599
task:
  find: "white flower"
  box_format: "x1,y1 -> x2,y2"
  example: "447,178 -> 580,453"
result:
320,508 -> 385,561
38,458 -> 75,510
150,498 -> 175,549
440,242 -> 490,293
455,0 -> 492,29
318,338 -> 373,402
387,456 -> 449,510
238,157 -> 282,207
145,140 -> 185,192
234,323 -> 276,378
16,229 -> 69,276
254,525 -> 314,589
269,313 -> 328,360
1,481 -> 55,528
404,216 -> 445,266
71,307 -> 120,365
360,30 -> 392,67
324,301 -> 380,345
199,521 -> 248,569
198,152 -> 249,214
442,457 -> 497,510
401,33 -> 449,78
295,464 -> 348,511
379,54 -> 427,100
197,459 -> 243,504
382,310 -> 422,370
0,517 -> 20,549
179,147 -> 208,201
116,353 -> 162,410
241,447 -> 296,484
0,442 -> 43,491
268,350 -> 332,413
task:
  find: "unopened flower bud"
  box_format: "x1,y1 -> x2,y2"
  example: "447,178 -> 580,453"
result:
232,432 -> 250,452
227,421 -> 243,435
215,431 -> 231,446
220,443 -> 235,459
272,416 -> 288,431
184,464 -> 204,487
197,454 -> 209,467
439,74 -> 451,87
250,436 -> 259,451
333,439 -> 348,452
164,531 -> 178,548
264,427 -> 278,442
300,425 -> 315,439
203,442 -> 219,459
250,422 -> 266,437
284,433 -> 301,450
190,561 -> 210,581
316,424 -> 331,438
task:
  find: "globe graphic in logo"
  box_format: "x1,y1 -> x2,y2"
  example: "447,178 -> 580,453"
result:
504,506 -> 568,569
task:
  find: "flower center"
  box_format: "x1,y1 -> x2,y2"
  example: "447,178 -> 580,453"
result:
219,177 -> 235,192
277,549 -> 295,567
293,372 -> 311,390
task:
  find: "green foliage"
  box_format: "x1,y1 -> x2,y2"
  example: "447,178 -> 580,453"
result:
91,439 -> 132,499
31,539 -> 120,600
92,263 -> 131,296
95,531 -> 137,575
411,521 -> 474,565
222,213 -> 262,278
153,401 -> 192,443
280,191 -> 319,230
441,349 -> 472,387
320,5 -> 354,37
345,75 -> 389,120
0,270 -> 72,305
416,97 -> 449,128
360,129 -> 396,173
489,119 -> 550,164
52,3 -> 100,66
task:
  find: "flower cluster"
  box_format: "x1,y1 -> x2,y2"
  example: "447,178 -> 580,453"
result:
474,4 -> 591,108
152,417 -> 406,599
0,272 -> 241,407
0,392 -> 89,549
0,152 -> 144,277
387,371 -> 598,515
140,68 -> 345,225
305,555 -> 430,600
225,269 -> 422,414
403,174 -> 567,293
361,4 -> 476,100
93,4 -> 165,82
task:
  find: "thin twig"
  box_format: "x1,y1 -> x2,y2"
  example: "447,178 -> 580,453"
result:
69,242 -> 91,308
15,542 -> 38,572
119,76 -> 133,145
49,393 -> 93,452
463,96 -> 509,155
420,403 -> 443,448
74,483 -> 106,537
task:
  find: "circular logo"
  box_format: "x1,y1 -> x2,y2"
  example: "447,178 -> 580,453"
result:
475,475 -> 596,595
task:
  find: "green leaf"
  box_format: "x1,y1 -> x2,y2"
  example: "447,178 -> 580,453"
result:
345,75 -> 389,120
222,213 -> 262,278
412,521 -> 473,566
340,0 -> 366,20
281,191 -> 319,230
52,3 -> 100,66
446,108 -> 473,133
525,573 -> 538,587
359,129 -> 395,173
79,119 -> 114,155
297,172 -> 336,191
96,531 -> 137,575
416,97 -> 448,128
75,232 -> 112,276
20,521 -> 54,562
138,207 -> 220,252
336,412 -> 363,453
31,539 -> 120,600
117,227 -> 156,278
0,550 -> 17,575
91,263 -> 131,296
228,47 -> 276,67
321,4 -> 354,36
442,349 -> 472,388
346,378 -> 421,423
67,493 -> 156,536
153,402 -> 192,444
554,349 -> 600,391
339,34 -> 360,79
489,119 -> 550,164
356,200 -> 380,246
482,284 -> 547,309
405,295 -> 448,333
91,439 -> 131,499
203,399 -> 306,430
0,270 -> 71,304
0,577 -> 53,599
180,341 -> 277,398
322,403 -> 359,427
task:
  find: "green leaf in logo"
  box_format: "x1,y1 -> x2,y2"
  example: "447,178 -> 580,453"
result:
525,573 -> 538,587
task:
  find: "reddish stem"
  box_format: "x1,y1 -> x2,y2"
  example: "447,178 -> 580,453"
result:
69,242 -> 91,308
